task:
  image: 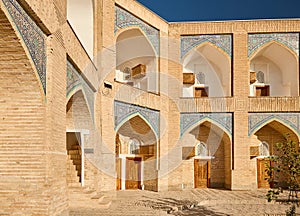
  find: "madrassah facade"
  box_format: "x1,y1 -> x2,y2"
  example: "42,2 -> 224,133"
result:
0,0 -> 299,214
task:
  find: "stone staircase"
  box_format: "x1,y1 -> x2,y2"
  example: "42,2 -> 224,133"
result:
67,145 -> 82,187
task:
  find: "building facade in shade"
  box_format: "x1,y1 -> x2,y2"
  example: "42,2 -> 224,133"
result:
0,0 -> 299,214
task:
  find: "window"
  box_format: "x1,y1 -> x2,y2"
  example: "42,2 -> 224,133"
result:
196,72 -> 205,84
256,71 -> 265,83
128,138 -> 140,154
195,142 -> 208,157
259,142 -> 270,157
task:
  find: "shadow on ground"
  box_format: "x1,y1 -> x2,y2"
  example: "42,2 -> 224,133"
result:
136,197 -> 228,215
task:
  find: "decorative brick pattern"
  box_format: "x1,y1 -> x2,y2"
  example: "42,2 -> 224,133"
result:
114,100 -> 160,137
67,61 -> 95,120
248,113 -> 300,136
181,35 -> 232,59
248,33 -> 299,57
115,5 -> 160,55
180,113 -> 232,136
3,0 -> 47,94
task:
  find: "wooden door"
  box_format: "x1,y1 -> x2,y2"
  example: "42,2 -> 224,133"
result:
126,157 -> 141,189
116,158 -> 122,190
257,158 -> 273,188
194,87 -> 208,98
194,159 -> 210,188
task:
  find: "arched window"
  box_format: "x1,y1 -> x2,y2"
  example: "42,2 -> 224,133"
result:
195,142 -> 208,157
256,71 -> 265,83
128,138 -> 140,154
259,141 -> 269,157
196,72 -> 206,84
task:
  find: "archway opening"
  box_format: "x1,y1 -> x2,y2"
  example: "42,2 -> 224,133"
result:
115,115 -> 158,191
181,121 -> 231,189
250,42 -> 299,96
66,90 -> 93,187
182,44 -> 231,97
116,28 -> 158,93
251,120 -> 299,188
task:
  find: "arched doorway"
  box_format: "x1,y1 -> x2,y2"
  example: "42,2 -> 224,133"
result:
250,42 -> 299,96
251,120 -> 299,188
181,121 -> 232,189
66,90 -> 93,186
115,28 -> 158,93
115,115 -> 158,191
182,43 -> 231,97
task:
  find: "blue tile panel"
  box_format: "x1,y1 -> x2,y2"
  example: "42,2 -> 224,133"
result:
115,5 -> 160,55
114,100 -> 160,138
181,35 -> 232,60
248,113 -> 300,136
248,33 -> 299,57
3,0 -> 47,94
180,113 -> 232,137
67,60 -> 95,120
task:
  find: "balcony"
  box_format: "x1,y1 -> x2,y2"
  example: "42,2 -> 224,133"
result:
248,97 -> 300,112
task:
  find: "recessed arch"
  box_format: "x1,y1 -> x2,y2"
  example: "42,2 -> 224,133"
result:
182,42 -> 232,97
115,112 -> 158,140
249,40 -> 298,61
115,114 -> 158,191
183,117 -> 232,140
66,88 -> 93,119
115,27 -> 159,93
249,41 -> 299,96
249,118 -> 300,140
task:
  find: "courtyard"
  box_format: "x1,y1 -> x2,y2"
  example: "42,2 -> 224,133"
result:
69,188 -> 299,215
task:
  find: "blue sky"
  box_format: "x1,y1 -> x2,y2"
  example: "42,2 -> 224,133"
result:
136,0 -> 300,22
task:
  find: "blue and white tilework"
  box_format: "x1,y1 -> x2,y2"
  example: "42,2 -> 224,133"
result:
114,100 -> 160,138
115,5 -> 160,55
248,33 -> 299,57
67,60 -> 95,120
3,0 -> 47,94
180,113 -> 232,137
181,35 -> 232,60
248,113 -> 300,136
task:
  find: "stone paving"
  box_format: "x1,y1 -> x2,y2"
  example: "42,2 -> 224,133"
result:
69,188 -> 300,216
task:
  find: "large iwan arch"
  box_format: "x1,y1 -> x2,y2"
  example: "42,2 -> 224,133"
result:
182,42 -> 231,97
250,41 -> 299,96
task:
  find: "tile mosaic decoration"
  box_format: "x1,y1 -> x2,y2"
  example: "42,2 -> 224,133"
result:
115,5 -> 160,55
180,113 -> 232,137
3,0 -> 47,94
248,113 -> 300,136
67,60 -> 95,120
181,35 -> 232,59
114,100 -> 160,138
248,33 -> 299,57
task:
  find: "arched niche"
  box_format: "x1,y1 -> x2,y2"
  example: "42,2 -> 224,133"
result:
250,120 -> 299,188
115,28 -> 158,93
67,0 -> 94,58
250,42 -> 299,97
181,120 -> 232,189
182,43 -> 231,97
115,115 -> 158,191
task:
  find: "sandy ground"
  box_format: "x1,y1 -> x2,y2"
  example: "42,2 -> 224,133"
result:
69,188 -> 300,216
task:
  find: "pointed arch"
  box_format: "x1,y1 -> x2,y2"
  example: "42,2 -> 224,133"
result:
182,41 -> 231,64
250,118 -> 300,140
183,117 -> 232,141
115,26 -> 157,57
249,40 -> 298,61
115,112 -> 158,140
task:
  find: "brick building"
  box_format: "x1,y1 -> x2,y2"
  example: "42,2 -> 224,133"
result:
0,0 -> 299,214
